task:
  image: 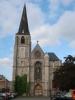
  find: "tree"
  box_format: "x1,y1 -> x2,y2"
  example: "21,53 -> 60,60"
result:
54,55 -> 75,91
64,55 -> 75,64
26,82 -> 30,96
14,74 -> 27,95
14,75 -> 21,94
21,74 -> 27,94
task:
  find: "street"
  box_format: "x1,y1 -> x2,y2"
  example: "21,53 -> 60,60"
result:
13,97 -> 50,100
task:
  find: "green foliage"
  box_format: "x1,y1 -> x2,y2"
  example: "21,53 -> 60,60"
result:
54,55 -> 75,91
14,74 -> 29,95
14,75 -> 21,93
21,74 -> 27,93
26,82 -> 30,96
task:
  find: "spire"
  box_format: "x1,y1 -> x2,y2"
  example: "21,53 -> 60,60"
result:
18,4 -> 30,35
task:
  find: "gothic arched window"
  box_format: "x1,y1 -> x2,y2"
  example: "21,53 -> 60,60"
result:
34,61 -> 42,81
21,36 -> 25,44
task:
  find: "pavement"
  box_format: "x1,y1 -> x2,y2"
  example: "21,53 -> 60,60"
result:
13,96 -> 51,100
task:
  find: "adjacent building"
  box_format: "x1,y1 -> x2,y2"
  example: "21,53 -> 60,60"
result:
0,75 -> 10,91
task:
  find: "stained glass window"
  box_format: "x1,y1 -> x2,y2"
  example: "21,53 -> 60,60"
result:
34,62 -> 42,81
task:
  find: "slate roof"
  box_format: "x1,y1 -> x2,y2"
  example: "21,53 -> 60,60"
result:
32,43 -> 44,54
48,53 -> 59,61
17,5 -> 30,35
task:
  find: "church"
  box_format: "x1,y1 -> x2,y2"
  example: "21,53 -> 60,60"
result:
13,5 -> 61,96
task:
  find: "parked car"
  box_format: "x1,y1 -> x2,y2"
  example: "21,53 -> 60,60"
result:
0,96 -> 4,100
54,91 -> 72,100
0,92 -> 11,100
53,93 -> 65,100
64,91 -> 72,100
72,90 -> 75,100
9,92 -> 18,99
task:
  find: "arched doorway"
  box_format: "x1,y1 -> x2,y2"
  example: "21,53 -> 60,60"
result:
34,84 -> 42,96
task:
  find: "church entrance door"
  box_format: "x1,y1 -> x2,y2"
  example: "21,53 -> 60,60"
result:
34,84 -> 42,96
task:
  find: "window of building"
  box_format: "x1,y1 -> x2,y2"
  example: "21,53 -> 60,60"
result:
21,36 -> 25,44
34,61 -> 42,81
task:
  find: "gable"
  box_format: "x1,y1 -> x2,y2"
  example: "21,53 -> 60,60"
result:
31,44 -> 44,58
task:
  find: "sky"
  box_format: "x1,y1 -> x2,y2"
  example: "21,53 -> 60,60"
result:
0,0 -> 75,80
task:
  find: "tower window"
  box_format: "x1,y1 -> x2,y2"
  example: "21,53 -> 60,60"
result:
21,36 -> 25,44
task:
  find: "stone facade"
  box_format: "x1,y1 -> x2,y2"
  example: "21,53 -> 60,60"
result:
13,5 -> 61,96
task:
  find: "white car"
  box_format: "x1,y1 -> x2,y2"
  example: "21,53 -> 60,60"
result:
64,91 -> 72,100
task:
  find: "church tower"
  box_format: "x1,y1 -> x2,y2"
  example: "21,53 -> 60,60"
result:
13,5 -> 31,82
13,4 -> 61,96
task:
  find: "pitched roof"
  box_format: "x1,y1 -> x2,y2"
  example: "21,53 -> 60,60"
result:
48,53 -> 59,61
17,5 -> 30,35
32,43 -> 44,54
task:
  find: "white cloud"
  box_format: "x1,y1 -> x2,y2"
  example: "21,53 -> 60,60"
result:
49,0 -> 59,10
0,57 -> 12,67
31,11 -> 75,48
27,3 -> 45,31
0,0 -> 75,49
27,0 -> 44,3
49,0 -> 75,9
56,11 -> 75,48
49,0 -> 60,17
70,40 -> 75,48
61,0 -> 74,6
48,0 -> 75,23
57,11 -> 75,40
0,1 -> 19,37
0,0 -> 45,38
32,24 -> 61,46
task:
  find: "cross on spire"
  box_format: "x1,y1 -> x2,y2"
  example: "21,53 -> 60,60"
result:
37,41 -> 39,44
